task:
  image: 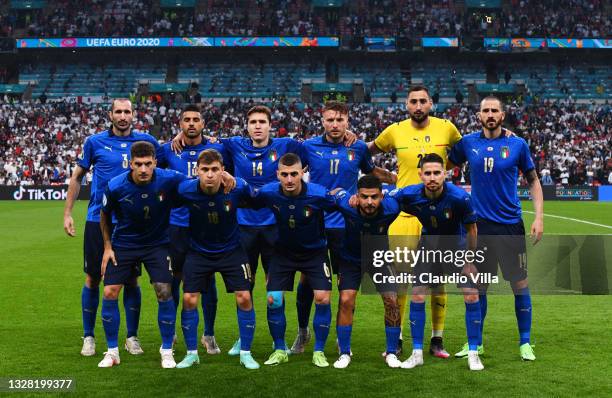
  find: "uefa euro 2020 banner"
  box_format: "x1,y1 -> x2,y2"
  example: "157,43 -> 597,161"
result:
17,37 -> 340,49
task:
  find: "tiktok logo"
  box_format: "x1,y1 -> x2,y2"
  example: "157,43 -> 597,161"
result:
13,186 -> 26,200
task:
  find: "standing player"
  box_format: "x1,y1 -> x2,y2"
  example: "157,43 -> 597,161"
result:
98,141 -> 186,368
158,104 -> 232,354
291,101 -> 397,354
174,149 -> 258,370
367,85 -> 462,357
449,96 -> 543,361
64,98 -> 160,357
332,175 -> 403,369
252,153 -> 336,368
386,153 -> 484,371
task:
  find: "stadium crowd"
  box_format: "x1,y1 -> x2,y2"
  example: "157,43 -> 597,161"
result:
2,0 -> 609,39
0,98 -> 609,187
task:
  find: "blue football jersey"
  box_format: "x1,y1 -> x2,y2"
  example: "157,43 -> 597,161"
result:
221,136 -> 303,226
302,136 -> 374,229
252,181 -> 336,254
334,190 -> 400,263
176,178 -> 252,254
449,132 -> 535,224
78,130 -> 161,222
159,140 -> 231,227
388,182 -> 477,236
101,168 -> 186,249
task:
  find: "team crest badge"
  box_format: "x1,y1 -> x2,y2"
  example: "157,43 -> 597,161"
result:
158,191 -> 165,202
425,136 -> 430,143
141,193 -> 148,199
121,143 -> 127,148
224,200 -> 232,212
303,206 -> 312,217
269,150 -> 278,162
501,146 -> 510,159
347,150 -> 355,161
444,208 -> 452,219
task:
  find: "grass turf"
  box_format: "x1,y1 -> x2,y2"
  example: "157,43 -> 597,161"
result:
0,201 -> 610,397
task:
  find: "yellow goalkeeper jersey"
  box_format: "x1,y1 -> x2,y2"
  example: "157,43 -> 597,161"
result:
374,116 -> 462,188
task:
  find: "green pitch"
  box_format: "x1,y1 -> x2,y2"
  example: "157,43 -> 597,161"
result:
0,201 -> 610,397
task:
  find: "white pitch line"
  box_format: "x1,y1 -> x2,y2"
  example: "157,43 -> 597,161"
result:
523,210 -> 612,229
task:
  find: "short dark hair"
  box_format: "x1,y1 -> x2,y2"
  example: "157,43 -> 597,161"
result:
357,174 -> 382,191
110,98 -> 133,112
130,141 -> 156,159
278,153 -> 301,167
181,104 -> 202,116
480,95 -> 505,110
246,105 -> 271,123
419,153 -> 444,168
322,100 -> 349,115
407,85 -> 430,97
197,148 -> 224,166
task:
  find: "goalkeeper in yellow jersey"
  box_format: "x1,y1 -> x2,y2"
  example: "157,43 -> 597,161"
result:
367,85 -> 461,358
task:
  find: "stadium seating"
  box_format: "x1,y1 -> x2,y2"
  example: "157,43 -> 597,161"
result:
20,64 -> 167,99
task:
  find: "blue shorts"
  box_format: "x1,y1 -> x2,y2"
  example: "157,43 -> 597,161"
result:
476,219 -> 528,283
104,245 -> 172,286
325,228 -> 344,275
338,257 -> 397,293
239,224 -> 277,277
267,248 -> 332,292
84,221 -> 105,278
169,225 -> 189,274
183,246 -> 251,293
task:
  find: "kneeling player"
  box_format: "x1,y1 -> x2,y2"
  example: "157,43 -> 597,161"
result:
99,141 -> 186,368
175,149 -> 259,370
332,175 -> 403,369
388,153 -> 484,371
253,153 -> 336,368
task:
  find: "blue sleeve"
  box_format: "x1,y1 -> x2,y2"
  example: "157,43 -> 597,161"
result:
290,140 -> 308,168
448,138 -> 466,166
101,185 -> 115,215
219,145 -> 234,175
359,143 -> 375,174
220,137 -> 237,156
157,144 -> 169,168
518,140 -> 535,174
321,192 -> 338,211
78,137 -> 94,170
458,194 -> 477,225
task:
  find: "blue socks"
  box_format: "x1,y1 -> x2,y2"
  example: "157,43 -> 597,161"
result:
82,286 -> 99,338
514,287 -> 532,345
267,301 -> 287,350
479,293 -> 487,345
202,279 -> 218,337
465,301 -> 482,351
123,285 -> 141,338
296,280 -> 314,329
313,303 -> 331,352
101,298 -> 120,349
237,307 -> 256,351
158,300 -> 176,350
336,325 -> 352,355
409,301 -> 426,350
181,308 -> 199,351
385,326 -> 401,354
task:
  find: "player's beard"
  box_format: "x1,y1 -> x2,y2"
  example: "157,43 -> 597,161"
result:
113,120 -> 131,134
481,118 -> 502,132
410,111 -> 428,123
